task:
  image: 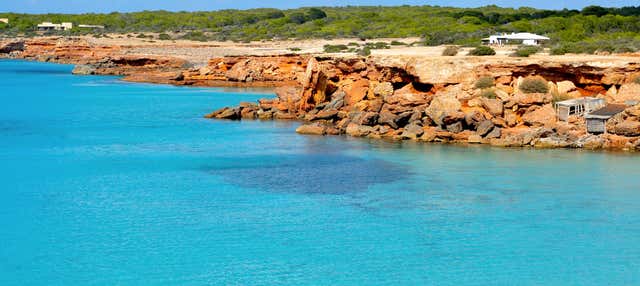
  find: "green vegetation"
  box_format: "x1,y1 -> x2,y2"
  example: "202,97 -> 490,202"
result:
158,33 -> 172,40
552,93 -> 572,103
475,76 -> 495,89
480,89 -> 497,99
512,45 -> 540,57
468,46 -> 496,56
442,46 -> 459,56
633,76 -> 640,84
1,5 -> 640,53
519,77 -> 550,94
323,44 -> 349,53
323,41 -> 388,54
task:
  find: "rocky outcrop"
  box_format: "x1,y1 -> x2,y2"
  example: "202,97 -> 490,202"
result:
205,56 -> 640,151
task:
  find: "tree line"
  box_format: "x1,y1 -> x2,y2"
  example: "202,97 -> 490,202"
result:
1,5 -> 639,53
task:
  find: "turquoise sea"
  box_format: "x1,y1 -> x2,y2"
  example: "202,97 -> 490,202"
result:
1,60 -> 639,285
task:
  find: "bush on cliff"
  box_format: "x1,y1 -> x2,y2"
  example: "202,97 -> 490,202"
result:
520,77 -> 550,94
634,76 -> 640,85
468,46 -> 496,56
475,76 -> 495,89
323,44 -> 349,53
442,46 -> 459,56
158,33 -> 172,40
357,47 -> 372,56
552,93 -> 572,103
512,46 -> 540,57
481,89 -> 497,99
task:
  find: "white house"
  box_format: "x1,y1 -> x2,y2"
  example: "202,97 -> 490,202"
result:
482,33 -> 550,46
37,22 -> 73,31
0,18 -> 8,24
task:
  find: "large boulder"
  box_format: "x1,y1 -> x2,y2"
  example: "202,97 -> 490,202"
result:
400,123 -> 424,140
296,123 -> 326,135
425,94 -> 461,126
343,79 -> 370,106
480,97 -> 504,117
476,120 -> 495,137
556,81 -> 577,95
522,105 -> 556,127
534,136 -> 571,148
345,123 -> 374,137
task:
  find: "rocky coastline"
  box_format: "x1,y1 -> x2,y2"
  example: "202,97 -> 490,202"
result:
3,37 -> 640,151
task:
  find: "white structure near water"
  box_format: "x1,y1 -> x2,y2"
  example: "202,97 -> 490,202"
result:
482,33 -> 550,46
37,22 -> 73,31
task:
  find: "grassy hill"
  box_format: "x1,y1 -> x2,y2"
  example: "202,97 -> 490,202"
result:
1,5 -> 640,53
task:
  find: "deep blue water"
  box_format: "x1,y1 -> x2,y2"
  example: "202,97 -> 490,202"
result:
1,60 -> 639,285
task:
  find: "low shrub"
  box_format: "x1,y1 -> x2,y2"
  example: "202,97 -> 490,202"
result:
633,76 -> 640,85
475,76 -> 495,89
288,47 -> 301,51
480,89 -> 497,99
519,77 -> 549,94
615,46 -> 636,54
357,47 -> 372,56
552,93 -> 572,103
158,33 -> 172,40
442,46 -> 459,56
181,31 -> 209,42
364,42 -> 390,49
512,46 -> 540,57
468,46 -> 496,56
390,40 -> 407,46
347,42 -> 360,46
323,44 -> 349,53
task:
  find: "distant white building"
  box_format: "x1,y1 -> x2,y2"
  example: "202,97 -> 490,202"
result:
482,33 -> 550,46
0,18 -> 8,24
78,24 -> 105,29
37,22 -> 73,31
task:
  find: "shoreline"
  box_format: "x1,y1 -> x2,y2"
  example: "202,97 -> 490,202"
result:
3,36 -> 640,152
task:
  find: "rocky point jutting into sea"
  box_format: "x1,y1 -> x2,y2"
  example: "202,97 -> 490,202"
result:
3,36 -> 640,151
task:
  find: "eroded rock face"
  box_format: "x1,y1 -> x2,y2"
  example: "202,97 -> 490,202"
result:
0,40 -> 25,53
616,84 -> 640,103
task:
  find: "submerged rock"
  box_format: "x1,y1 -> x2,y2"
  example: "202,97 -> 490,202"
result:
72,64 -> 96,75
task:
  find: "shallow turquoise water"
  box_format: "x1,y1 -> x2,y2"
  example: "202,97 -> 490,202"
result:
1,60 -> 639,285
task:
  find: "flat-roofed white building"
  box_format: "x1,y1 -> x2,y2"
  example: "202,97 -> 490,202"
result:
37,22 -> 73,31
78,24 -> 105,29
482,33 -> 550,46
0,18 -> 8,24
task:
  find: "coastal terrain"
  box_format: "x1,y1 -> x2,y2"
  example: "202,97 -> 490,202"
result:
2,36 -> 640,151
